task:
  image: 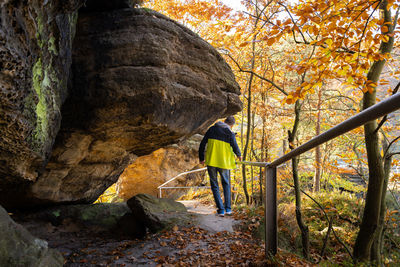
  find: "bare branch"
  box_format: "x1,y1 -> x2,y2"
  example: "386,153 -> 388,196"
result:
390,188 -> 400,210
226,53 -> 288,95
286,183 -> 354,260
324,95 -> 358,105
300,189 -> 354,260
387,151 -> 400,157
383,135 -> 400,158
374,81 -> 400,134
277,2 -> 309,43
320,217 -> 333,258
386,233 -> 400,249
351,0 -> 381,56
392,4 -> 400,29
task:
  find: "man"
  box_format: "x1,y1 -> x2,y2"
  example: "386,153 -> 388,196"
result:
199,116 -> 242,217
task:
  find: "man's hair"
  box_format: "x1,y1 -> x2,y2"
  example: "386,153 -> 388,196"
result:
224,116 -> 235,126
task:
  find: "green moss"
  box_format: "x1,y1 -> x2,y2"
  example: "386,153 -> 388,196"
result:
77,204 -> 129,228
26,9 -> 79,152
48,36 -> 58,55
52,210 -> 60,217
35,14 -> 45,49
36,15 -> 44,36
32,58 -> 42,79
42,70 -> 51,88
35,33 -> 44,49
32,58 -> 48,145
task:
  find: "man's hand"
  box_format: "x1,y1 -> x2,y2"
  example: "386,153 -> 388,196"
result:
200,160 -> 205,165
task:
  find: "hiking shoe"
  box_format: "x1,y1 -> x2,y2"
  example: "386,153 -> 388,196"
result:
217,213 -> 225,217
225,211 -> 232,216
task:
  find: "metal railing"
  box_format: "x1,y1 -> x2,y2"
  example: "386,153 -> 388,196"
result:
238,92 -> 400,257
157,167 -> 207,198
153,93 -> 400,258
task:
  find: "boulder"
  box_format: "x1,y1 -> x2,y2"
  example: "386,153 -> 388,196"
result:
0,205 -> 63,267
127,194 -> 195,232
118,134 -> 206,200
18,203 -> 131,229
25,7 -> 241,207
14,203 -> 147,239
0,1 -> 241,209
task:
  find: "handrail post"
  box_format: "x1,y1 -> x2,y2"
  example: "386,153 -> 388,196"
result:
265,165 -> 277,257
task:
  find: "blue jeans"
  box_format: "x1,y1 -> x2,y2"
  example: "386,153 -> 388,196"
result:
207,166 -> 231,214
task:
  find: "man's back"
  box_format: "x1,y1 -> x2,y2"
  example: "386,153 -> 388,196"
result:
199,121 -> 241,170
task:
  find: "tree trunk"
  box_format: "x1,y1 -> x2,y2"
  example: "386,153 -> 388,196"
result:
241,67 -> 253,205
259,167 -> 263,204
260,117 -> 266,204
314,87 -> 322,192
353,142 -> 367,181
250,113 -> 256,200
241,106 -> 244,152
282,127 -> 288,156
370,140 -> 392,265
289,100 -> 310,259
353,0 -> 394,262
241,9 -> 261,205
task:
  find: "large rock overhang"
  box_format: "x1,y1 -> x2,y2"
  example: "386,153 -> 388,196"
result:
0,1 -> 242,209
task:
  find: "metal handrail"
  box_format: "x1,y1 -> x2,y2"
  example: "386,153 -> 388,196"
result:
157,167 -> 207,198
154,93 -> 400,257
270,92 -> 400,167
237,161 -> 268,167
237,92 -> 400,257
238,92 -> 400,168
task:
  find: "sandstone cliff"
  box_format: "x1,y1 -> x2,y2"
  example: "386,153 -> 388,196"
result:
117,135 -> 206,200
0,0 -> 241,208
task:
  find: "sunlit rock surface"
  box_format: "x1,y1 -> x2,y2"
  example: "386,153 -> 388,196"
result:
117,135 -> 206,199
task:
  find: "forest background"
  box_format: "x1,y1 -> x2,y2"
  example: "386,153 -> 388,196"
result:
101,0 -> 400,265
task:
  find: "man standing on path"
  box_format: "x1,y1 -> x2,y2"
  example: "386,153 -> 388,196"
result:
199,116 -> 242,217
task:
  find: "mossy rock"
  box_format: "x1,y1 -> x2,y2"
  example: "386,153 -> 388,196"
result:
127,194 -> 196,232
24,203 -> 131,230
0,206 -> 63,267
72,203 -> 131,228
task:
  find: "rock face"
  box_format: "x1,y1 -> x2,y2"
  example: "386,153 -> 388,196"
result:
0,1 -> 241,208
0,205 -> 63,266
118,134 -> 206,200
26,7 -> 241,207
0,0 -> 82,207
127,194 -> 195,232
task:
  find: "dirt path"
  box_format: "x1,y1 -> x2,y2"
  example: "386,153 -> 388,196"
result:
179,200 -> 239,233
15,201 -> 266,266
